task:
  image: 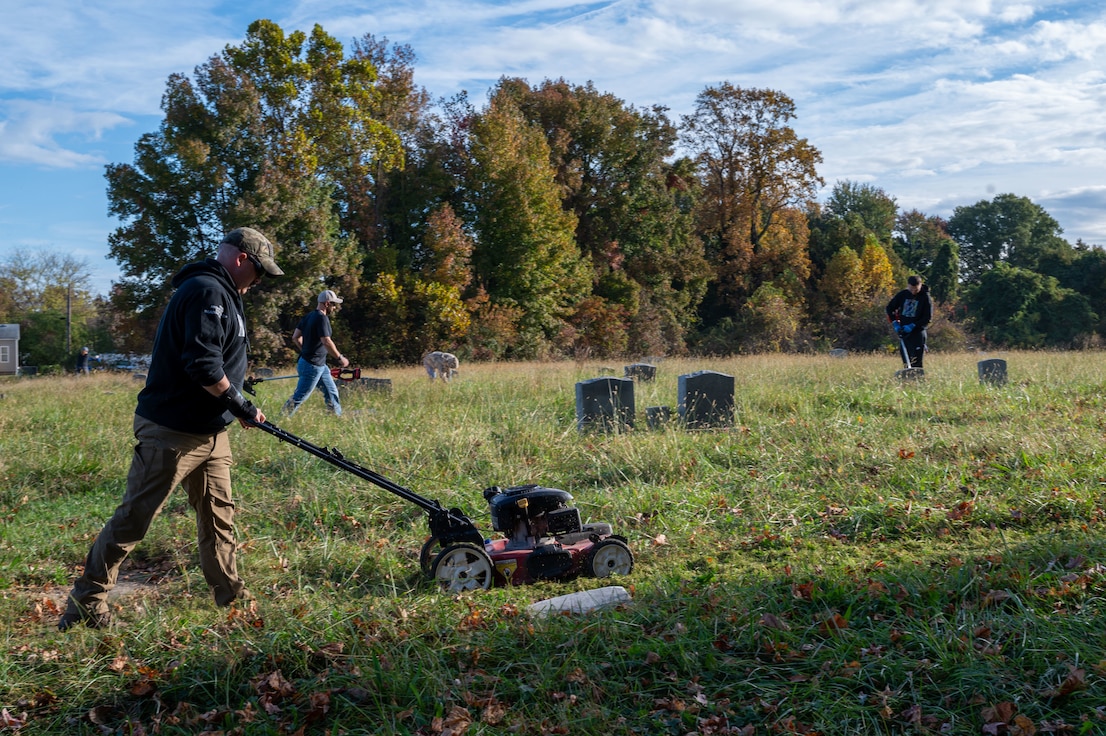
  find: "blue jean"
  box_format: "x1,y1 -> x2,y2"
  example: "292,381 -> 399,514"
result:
282,357 -> 342,416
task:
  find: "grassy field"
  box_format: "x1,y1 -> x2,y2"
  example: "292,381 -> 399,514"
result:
2,351 -> 1105,735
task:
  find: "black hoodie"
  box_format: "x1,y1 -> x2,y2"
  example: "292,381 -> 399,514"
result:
135,258 -> 249,434
886,284 -> 932,330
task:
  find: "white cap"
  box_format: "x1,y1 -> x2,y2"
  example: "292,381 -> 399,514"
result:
318,289 -> 343,304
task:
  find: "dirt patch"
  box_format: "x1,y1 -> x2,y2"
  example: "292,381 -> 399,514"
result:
38,572 -> 166,608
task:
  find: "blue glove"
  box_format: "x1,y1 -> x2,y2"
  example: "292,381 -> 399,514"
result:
902,323 -> 914,334
892,321 -> 902,334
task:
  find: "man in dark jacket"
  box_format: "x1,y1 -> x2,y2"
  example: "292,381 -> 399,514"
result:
59,227 -> 282,631
886,275 -> 932,370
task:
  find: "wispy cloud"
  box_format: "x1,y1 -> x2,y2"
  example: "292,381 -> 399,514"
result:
1,0 -> 1105,288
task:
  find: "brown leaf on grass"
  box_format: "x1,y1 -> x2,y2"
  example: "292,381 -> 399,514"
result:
819,613 -> 848,635
457,607 -> 485,632
791,581 -> 814,601
947,501 -> 974,520
899,704 -> 922,726
565,667 -> 588,683
434,705 -> 472,735
253,670 -> 296,699
982,701 -> 1018,730
652,533 -> 668,546
1041,667 -> 1086,699
481,699 -> 507,725
982,589 -> 1013,608
759,613 -> 791,631
898,449 -> 915,459
129,680 -> 156,697
1,709 -> 26,729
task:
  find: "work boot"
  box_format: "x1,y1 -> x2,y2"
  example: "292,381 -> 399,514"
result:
58,606 -> 112,631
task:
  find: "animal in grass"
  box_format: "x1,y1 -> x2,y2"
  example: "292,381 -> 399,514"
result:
422,351 -> 459,382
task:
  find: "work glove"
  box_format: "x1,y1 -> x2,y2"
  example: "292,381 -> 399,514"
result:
901,323 -> 914,334
892,321 -> 902,335
219,385 -> 258,421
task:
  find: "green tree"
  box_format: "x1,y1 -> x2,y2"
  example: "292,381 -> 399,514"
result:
495,77 -> 709,356
680,83 -> 823,316
894,209 -> 955,276
966,263 -> 1096,347
105,20 -> 403,362
825,181 -> 897,245
467,92 -> 588,357
946,194 -> 1071,284
738,283 -> 802,352
0,250 -> 112,368
928,239 -> 960,305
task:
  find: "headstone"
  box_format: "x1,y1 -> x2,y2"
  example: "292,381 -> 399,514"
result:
339,377 -> 393,394
978,359 -> 1007,386
895,368 -> 925,381
624,363 -> 657,382
254,367 -> 275,377
645,406 -> 671,429
677,370 -> 735,428
828,348 -> 848,358
576,376 -> 635,432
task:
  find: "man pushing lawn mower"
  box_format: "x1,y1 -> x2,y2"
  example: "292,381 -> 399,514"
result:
886,274 -> 932,372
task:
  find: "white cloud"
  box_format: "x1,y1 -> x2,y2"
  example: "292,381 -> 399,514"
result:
0,102 -> 130,168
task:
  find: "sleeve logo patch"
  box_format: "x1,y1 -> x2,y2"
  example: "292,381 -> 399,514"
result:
204,305 -> 225,318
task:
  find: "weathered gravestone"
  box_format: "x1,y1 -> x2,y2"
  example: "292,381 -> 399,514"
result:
576,376 -> 635,433
624,363 -> 657,382
828,348 -> 848,358
677,370 -> 735,428
978,358 -> 1007,386
645,406 -> 671,430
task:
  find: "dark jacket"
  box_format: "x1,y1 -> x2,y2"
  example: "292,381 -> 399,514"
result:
136,258 -> 249,434
886,285 -> 932,330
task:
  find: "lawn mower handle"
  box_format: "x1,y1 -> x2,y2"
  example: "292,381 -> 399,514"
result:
250,420 -> 484,545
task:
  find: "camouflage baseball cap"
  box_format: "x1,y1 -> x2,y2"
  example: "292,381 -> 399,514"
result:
222,227 -> 284,276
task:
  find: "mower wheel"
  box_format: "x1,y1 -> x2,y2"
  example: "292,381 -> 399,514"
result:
432,543 -> 494,592
585,538 -> 634,578
419,536 -> 440,575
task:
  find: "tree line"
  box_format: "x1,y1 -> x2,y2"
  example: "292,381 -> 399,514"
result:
4,20 -> 1103,370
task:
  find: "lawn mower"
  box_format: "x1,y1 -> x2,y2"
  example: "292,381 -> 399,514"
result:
243,367 -> 362,396
251,420 -> 634,592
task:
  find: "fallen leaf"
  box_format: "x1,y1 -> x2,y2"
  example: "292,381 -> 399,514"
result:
819,613 -> 848,635
759,613 -> 791,631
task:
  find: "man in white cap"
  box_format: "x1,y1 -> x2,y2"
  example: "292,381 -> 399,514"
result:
283,289 -> 350,416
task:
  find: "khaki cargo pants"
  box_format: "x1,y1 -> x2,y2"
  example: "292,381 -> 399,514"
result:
65,415 -> 248,617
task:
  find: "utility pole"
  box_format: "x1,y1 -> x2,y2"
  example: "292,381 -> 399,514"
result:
66,282 -> 72,356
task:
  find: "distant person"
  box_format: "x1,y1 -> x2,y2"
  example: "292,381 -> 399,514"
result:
59,227 -> 282,631
76,346 -> 91,376
886,275 -> 932,370
282,290 -> 349,416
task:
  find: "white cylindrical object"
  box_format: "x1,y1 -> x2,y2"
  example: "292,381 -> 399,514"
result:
528,585 -> 631,616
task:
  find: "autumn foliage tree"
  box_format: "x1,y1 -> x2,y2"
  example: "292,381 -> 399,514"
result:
681,83 -> 824,326
105,20 -> 403,362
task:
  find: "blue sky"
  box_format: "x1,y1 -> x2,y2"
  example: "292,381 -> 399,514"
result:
2,0 -> 1105,296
